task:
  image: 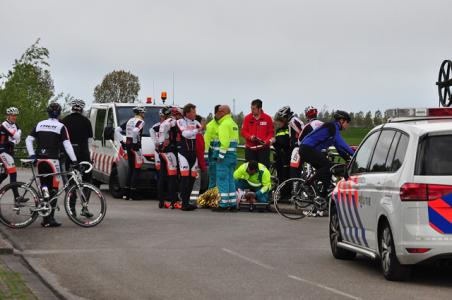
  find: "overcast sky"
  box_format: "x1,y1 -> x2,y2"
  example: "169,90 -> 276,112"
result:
1,0 -> 452,116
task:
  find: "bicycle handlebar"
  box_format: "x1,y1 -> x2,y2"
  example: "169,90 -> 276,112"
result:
79,161 -> 93,174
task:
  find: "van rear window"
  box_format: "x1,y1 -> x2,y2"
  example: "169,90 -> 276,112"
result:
416,135 -> 452,175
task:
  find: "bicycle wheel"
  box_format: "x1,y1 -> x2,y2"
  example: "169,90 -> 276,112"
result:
273,178 -> 317,220
0,182 -> 39,229
64,183 -> 106,227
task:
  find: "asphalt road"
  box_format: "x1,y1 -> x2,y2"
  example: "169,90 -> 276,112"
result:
1,172 -> 452,299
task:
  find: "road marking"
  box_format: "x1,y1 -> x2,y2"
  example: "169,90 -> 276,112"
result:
221,248 -> 274,270
222,248 -> 361,300
288,275 -> 362,300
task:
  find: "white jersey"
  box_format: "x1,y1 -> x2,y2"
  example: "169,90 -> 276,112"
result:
288,116 -> 304,139
125,117 -> 145,145
158,117 -> 177,145
176,117 -> 201,140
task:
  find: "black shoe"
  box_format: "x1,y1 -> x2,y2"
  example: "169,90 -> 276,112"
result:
15,196 -> 30,203
211,206 -> 229,212
229,206 -> 238,213
81,208 -> 93,218
41,219 -> 62,228
181,204 -> 197,211
159,201 -> 164,209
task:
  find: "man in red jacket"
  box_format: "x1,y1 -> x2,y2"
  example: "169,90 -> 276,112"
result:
241,99 -> 274,168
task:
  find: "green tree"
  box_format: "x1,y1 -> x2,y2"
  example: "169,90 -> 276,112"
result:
94,70 -> 140,103
233,111 -> 245,130
374,110 -> 383,125
0,39 -> 54,137
364,111 -> 373,127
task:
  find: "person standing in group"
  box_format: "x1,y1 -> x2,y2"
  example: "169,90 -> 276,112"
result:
290,106 -> 323,180
204,105 -> 220,189
158,107 -> 182,209
241,99 -> 274,168
0,107 -> 22,200
176,103 -> 201,211
271,111 -> 291,187
212,105 -> 239,212
25,103 -> 78,227
151,106 -> 171,208
123,106 -> 146,200
61,99 -> 94,217
194,114 -> 208,196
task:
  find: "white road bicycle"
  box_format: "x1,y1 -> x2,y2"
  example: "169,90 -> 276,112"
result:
0,160 -> 106,228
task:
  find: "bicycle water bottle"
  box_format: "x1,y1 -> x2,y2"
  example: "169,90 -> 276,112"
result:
41,186 -> 50,199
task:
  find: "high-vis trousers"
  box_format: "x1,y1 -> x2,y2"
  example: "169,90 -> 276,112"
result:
216,152 -> 237,208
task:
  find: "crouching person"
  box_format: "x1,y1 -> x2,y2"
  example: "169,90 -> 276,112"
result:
233,160 -> 271,211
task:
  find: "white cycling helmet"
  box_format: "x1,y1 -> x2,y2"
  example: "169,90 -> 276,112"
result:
133,106 -> 146,114
70,99 -> 85,111
6,107 -> 19,115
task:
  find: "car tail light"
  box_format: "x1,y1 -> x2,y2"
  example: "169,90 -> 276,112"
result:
406,248 -> 431,254
400,183 -> 452,201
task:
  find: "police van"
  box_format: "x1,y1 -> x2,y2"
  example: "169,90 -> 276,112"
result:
89,103 -> 164,198
329,107 -> 452,281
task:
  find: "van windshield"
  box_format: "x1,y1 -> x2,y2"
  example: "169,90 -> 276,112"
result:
416,134 -> 452,175
116,106 -> 160,137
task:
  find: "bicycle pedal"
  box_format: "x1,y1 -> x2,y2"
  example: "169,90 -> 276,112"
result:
56,205 -> 60,211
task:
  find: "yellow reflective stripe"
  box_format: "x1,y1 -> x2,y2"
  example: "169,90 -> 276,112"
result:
247,180 -> 262,187
276,130 -> 289,136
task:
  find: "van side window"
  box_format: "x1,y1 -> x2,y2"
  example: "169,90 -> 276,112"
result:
106,108 -> 114,128
95,109 -> 107,140
390,134 -> 409,172
350,131 -> 380,175
369,130 -> 396,172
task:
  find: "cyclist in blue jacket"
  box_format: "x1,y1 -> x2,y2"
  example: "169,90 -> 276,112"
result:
299,110 -> 354,199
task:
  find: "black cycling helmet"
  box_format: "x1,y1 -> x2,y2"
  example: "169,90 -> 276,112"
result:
159,106 -> 172,117
47,102 -> 62,118
333,110 -> 351,122
133,106 -> 146,114
274,106 -> 293,121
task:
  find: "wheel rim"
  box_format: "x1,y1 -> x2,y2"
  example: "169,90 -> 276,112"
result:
330,211 -> 340,252
381,228 -> 392,273
274,178 -> 315,220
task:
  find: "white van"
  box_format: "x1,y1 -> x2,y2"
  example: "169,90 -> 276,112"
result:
89,103 -> 164,198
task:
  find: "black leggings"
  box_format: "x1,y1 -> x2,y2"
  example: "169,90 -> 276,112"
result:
245,147 -> 270,168
299,145 -> 333,198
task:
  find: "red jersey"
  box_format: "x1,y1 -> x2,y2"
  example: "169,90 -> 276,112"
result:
241,111 -> 274,149
196,133 -> 207,172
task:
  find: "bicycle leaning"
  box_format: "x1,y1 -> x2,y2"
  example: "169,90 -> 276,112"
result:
273,149 -> 342,220
0,160 -> 106,228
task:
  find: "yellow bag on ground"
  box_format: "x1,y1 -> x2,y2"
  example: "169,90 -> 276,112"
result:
197,187 -> 220,208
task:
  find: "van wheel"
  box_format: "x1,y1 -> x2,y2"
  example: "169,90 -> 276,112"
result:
329,204 -> 356,259
109,167 -> 124,198
379,222 -> 411,281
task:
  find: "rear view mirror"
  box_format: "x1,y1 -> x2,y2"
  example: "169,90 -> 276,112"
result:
103,127 -> 114,140
331,164 -> 348,179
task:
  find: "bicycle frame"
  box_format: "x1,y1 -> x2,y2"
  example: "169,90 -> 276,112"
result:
21,163 -> 84,208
